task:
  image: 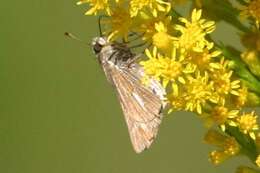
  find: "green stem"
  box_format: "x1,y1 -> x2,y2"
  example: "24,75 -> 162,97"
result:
226,126 -> 258,163
217,43 -> 260,95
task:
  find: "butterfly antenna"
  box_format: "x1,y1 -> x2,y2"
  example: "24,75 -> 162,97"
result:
64,32 -> 91,47
98,16 -> 103,36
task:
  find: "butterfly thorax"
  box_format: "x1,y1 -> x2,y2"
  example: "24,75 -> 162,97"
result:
92,37 -> 134,68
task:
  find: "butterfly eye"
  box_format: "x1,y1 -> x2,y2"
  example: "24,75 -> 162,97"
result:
93,43 -> 102,53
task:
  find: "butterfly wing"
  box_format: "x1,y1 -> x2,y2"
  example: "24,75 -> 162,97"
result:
103,63 -> 164,153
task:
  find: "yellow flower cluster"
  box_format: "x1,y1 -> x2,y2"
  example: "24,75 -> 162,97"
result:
240,0 -> 260,28
204,130 -> 240,165
78,0 -> 171,41
239,0 -> 260,81
77,0 -> 111,15
139,9 -> 259,142
78,0 -> 260,167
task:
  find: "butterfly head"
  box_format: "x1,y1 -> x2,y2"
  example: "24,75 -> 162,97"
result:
92,37 -> 108,54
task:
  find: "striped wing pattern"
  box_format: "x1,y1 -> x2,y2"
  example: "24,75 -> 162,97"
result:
104,64 -> 163,153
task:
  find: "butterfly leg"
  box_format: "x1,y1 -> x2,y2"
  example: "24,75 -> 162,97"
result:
123,32 -> 145,44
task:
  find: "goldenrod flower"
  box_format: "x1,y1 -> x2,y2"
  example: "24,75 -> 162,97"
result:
167,95 -> 186,112
210,58 -> 240,105
175,9 -> 215,52
204,129 -> 227,146
215,72 -> 240,95
209,56 -> 230,72
181,72 -> 218,114
141,47 -> 186,89
152,22 -> 175,51
140,47 -> 162,80
240,0 -> 260,28
102,6 -> 132,41
237,111 -> 259,139
188,48 -> 221,71
129,0 -> 171,17
77,0 -> 110,15
135,11 -> 174,47
159,48 -> 186,88
211,106 -> 239,131
205,130 -> 240,164
209,150 -> 229,165
256,155 -> 260,167
223,137 -> 240,156
241,30 -> 260,51
241,50 -> 260,77
234,86 -> 248,108
255,133 -> 260,149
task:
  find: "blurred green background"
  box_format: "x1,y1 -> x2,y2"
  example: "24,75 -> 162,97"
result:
1,1 -> 258,173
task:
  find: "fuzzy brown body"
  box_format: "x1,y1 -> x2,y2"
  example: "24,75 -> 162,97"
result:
92,37 -> 165,153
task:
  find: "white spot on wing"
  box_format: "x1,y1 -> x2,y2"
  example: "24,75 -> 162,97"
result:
132,92 -> 145,108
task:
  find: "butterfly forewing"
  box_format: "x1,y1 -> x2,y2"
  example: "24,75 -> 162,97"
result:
104,64 -> 163,153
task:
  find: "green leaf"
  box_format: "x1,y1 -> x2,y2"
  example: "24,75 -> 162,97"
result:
200,0 -> 250,33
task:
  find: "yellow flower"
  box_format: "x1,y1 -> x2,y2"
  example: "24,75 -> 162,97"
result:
152,21 -> 175,51
175,9 -> 215,52
256,155 -> 260,167
136,11 -> 173,44
209,150 -> 230,165
241,30 -> 260,51
214,71 -> 240,95
240,0 -> 260,28
141,47 -> 186,90
129,0 -> 171,17
209,58 -> 240,105
209,57 -> 230,73
140,47 -> 163,81
234,86 -> 248,108
209,138 -> 240,164
167,95 -> 186,112
255,133 -> 260,149
204,129 -> 227,146
223,137 -> 240,156
181,72 -> 218,114
211,106 -> 239,131
188,48 -> 221,71
241,50 -> 260,77
205,130 -> 240,164
237,111 -> 259,139
77,0 -> 110,15
102,6 -> 132,41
